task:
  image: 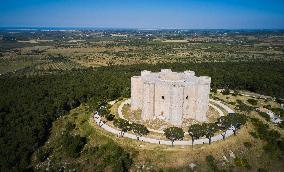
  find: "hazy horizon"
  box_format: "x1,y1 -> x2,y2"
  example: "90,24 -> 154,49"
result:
1,0 -> 284,29
0,26 -> 284,31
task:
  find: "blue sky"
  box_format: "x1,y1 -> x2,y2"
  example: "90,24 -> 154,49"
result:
0,0 -> 284,29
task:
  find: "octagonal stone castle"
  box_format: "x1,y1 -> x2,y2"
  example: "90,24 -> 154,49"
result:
131,69 -> 211,126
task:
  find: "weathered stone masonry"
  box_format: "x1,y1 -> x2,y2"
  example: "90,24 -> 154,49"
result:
131,69 -> 211,126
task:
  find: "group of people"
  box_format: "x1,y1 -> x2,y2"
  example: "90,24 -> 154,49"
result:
93,112 -> 166,145
93,113 -> 105,127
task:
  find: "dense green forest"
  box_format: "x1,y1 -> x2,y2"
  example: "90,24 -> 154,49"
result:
0,61 -> 284,171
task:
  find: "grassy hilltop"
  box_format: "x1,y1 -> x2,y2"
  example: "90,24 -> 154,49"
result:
0,29 -> 283,171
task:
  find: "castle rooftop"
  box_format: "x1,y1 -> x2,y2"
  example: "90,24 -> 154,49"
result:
138,69 -> 210,86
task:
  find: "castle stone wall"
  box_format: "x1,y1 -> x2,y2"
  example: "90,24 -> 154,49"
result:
131,76 -> 142,110
141,82 -> 155,120
131,69 -> 211,126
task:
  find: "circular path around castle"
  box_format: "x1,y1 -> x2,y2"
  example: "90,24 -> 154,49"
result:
117,99 -> 226,134
93,99 -> 236,146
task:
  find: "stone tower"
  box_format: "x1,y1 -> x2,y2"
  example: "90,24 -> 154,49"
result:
131,69 -> 211,126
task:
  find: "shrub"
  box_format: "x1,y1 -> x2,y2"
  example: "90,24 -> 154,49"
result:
276,98 -> 284,104
277,121 -> 284,128
117,97 -> 124,101
237,100 -> 254,112
258,112 -> 270,121
249,131 -> 259,138
36,147 -> 50,162
243,142 -> 253,149
263,141 -> 284,159
87,146 -> 99,155
65,122 -> 76,131
250,117 -> 284,159
247,99 -> 258,105
211,87 -> 217,93
61,133 -> 86,158
258,168 -> 268,172
271,108 -> 284,117
206,155 -> 219,172
234,156 -> 250,169
221,88 -> 230,95
232,90 -> 240,96
98,108 -> 110,117
236,99 -> 243,104
96,142 -> 132,171
105,113 -> 115,121
263,105 -> 271,109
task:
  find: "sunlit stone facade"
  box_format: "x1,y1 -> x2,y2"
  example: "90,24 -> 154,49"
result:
131,69 -> 211,126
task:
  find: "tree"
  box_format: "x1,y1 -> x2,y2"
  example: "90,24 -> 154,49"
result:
211,86 -> 217,93
131,123 -> 149,139
105,113 -> 115,121
188,124 -> 206,146
276,98 -> 284,104
203,123 -> 218,144
236,100 -> 254,113
164,127 -> 184,146
217,116 -> 230,140
227,114 -> 247,135
98,107 -> 110,117
113,118 -> 131,136
221,87 -> 230,95
271,108 -> 284,118
232,90 -> 240,96
98,100 -> 108,107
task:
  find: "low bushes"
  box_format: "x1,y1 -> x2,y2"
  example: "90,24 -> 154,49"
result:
247,99 -> 258,106
206,155 -> 219,172
258,112 -> 270,121
95,141 -> 133,172
105,113 -> 115,121
250,118 -> 284,159
61,133 -> 87,158
35,147 -> 51,162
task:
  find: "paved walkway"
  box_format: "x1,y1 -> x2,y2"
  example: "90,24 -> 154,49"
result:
210,99 -> 235,113
209,102 -> 225,116
93,114 -> 234,145
117,99 -> 229,134
93,98 -> 236,145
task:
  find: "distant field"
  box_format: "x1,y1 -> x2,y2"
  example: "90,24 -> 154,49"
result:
162,39 -> 188,43
0,29 -> 283,73
0,60 -> 36,74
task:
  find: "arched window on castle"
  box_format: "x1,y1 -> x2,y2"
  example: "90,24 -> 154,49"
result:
162,96 -> 165,100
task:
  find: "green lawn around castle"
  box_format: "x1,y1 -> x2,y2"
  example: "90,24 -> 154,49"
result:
32,90 -> 284,171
